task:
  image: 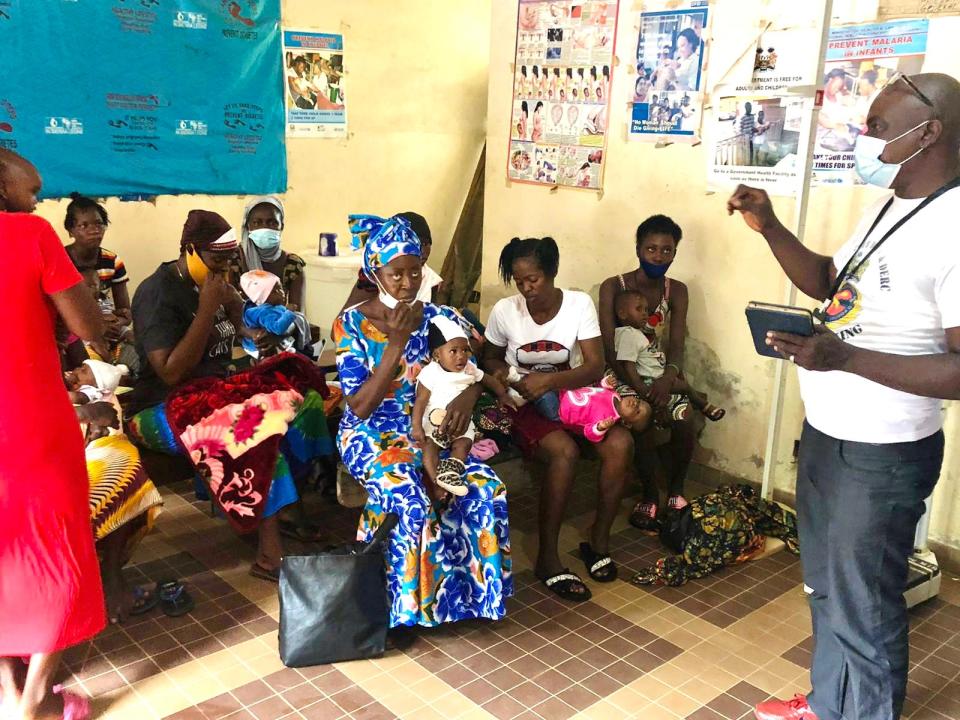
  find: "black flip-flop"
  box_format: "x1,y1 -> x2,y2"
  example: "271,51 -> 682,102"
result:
538,568 -> 592,602
279,519 -> 326,543
579,542 -> 618,582
157,580 -> 195,617
249,563 -> 280,583
110,585 -> 159,624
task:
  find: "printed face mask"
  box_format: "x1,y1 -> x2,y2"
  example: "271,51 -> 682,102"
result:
185,246 -> 210,286
853,121 -> 929,188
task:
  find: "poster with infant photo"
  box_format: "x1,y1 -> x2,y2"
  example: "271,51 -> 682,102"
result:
630,2 -> 709,141
508,0 -> 618,190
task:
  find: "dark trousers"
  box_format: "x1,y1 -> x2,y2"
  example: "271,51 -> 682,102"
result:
797,422 -> 943,720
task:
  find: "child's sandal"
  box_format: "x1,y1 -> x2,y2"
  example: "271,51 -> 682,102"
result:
435,457 -> 468,497
702,403 -> 726,421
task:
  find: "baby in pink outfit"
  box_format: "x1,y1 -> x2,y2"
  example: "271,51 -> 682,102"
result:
559,386 -> 648,442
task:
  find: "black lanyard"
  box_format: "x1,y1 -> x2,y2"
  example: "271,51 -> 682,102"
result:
826,176 -> 960,302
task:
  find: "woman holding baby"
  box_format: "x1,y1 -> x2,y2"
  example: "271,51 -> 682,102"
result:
482,236 -> 644,603
333,213 -> 512,631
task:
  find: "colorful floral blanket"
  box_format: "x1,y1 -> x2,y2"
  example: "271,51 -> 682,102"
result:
166,353 -> 328,533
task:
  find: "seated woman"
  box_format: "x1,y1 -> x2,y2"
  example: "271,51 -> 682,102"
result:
339,211 -> 443,314
63,192 -> 131,323
481,237 -> 642,602
75,400 -> 163,624
63,193 -> 138,374
231,196 -> 306,312
598,214 -> 717,532
126,210 -> 332,581
334,213 -> 511,629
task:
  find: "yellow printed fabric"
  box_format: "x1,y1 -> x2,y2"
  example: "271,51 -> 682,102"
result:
87,434 -> 163,542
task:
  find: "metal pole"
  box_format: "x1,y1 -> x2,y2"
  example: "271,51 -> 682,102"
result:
760,0 -> 835,500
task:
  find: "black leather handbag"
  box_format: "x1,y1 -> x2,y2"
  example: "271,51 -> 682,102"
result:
278,513 -> 397,667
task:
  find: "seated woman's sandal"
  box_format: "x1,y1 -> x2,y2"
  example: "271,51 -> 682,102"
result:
435,457 -> 468,497
579,542 -> 618,582
538,569 -> 592,602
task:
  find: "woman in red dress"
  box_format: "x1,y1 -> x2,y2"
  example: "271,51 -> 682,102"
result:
0,150 -> 105,719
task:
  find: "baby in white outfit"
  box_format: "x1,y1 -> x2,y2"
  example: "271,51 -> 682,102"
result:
413,315 -> 513,496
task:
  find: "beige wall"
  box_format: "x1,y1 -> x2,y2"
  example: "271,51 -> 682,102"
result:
34,0 -> 491,289
480,1 -> 960,550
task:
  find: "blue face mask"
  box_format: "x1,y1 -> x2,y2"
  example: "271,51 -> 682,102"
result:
853,121 -> 929,188
640,259 -> 672,279
249,228 -> 281,251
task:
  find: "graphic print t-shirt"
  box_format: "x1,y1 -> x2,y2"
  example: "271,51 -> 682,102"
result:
798,188 -> 960,442
484,290 -> 601,375
130,262 -> 236,412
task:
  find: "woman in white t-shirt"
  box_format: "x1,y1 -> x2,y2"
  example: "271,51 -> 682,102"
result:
482,237 -> 635,602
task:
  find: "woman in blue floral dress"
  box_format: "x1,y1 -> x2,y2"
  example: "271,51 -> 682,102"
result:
333,214 -> 512,628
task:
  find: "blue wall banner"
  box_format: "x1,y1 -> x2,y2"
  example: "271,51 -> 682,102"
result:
0,0 -> 287,199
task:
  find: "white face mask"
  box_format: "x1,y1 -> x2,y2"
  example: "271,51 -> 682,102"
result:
369,271 -> 414,310
853,121 -> 929,188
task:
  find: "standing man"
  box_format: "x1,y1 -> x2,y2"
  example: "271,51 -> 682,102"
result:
728,73 -> 960,720
740,101 -> 758,164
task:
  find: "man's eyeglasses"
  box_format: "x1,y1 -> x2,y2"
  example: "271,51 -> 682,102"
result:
891,71 -> 934,109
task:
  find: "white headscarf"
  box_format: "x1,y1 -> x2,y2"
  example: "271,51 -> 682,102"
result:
240,195 -> 285,272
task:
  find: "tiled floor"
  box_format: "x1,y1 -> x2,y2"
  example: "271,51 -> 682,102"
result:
61,459 -> 960,720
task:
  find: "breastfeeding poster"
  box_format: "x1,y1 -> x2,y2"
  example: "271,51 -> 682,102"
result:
0,0 -> 286,198
813,19 -> 928,186
508,0 -> 619,190
630,1 -> 709,141
282,29 -> 347,138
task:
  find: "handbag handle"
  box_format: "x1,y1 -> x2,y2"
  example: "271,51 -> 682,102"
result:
361,512 -> 399,554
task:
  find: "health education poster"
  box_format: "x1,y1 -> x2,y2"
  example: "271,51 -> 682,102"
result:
0,0 -> 286,198
282,29 -> 347,138
705,21 -> 818,196
813,19 -> 928,185
508,0 -> 619,190
630,1 -> 709,141
706,95 -> 814,196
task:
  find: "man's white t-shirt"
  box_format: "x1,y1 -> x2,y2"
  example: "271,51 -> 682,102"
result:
484,290 -> 601,374
798,188 -> 960,443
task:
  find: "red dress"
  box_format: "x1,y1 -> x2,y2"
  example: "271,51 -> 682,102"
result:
0,213 -> 105,654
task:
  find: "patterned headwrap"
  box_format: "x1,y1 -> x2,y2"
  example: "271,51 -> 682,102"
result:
348,213 -> 421,279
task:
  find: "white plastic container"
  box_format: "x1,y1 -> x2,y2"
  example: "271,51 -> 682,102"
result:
301,252 -> 363,341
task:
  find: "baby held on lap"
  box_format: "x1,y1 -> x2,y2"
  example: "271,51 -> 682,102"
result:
614,290 -> 725,425
506,368 -> 649,440
413,316 -> 514,497
239,270 -> 312,359
65,359 -> 128,406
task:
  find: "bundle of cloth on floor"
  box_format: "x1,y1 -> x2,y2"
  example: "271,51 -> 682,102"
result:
632,484 -> 799,587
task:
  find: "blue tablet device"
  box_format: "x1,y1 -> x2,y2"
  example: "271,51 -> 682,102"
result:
745,301 -> 815,359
